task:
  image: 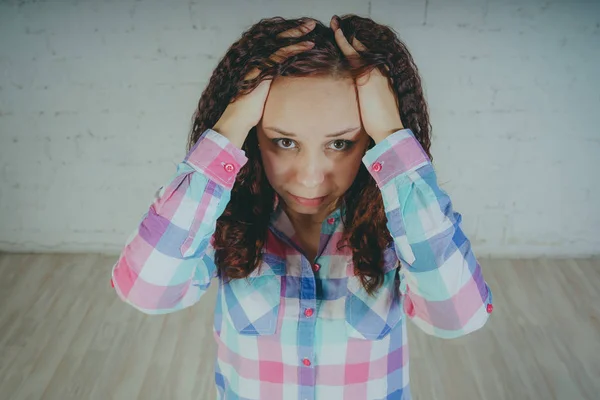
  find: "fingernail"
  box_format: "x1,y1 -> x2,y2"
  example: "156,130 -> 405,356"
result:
303,19 -> 315,30
332,16 -> 341,31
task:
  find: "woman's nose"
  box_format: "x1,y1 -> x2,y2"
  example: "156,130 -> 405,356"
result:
296,159 -> 325,188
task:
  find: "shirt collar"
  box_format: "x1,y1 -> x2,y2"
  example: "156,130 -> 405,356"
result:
269,193 -> 346,239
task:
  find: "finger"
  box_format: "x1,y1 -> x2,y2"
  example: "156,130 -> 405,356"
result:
245,22 -> 315,81
244,41 -> 314,80
330,16 -> 358,57
277,19 -> 316,39
351,36 -> 391,75
351,37 -> 367,52
270,41 -> 314,63
330,15 -> 339,31
334,27 -> 359,57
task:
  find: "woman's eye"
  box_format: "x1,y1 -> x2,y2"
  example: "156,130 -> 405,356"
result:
272,139 -> 355,151
329,140 -> 355,151
273,138 -> 296,149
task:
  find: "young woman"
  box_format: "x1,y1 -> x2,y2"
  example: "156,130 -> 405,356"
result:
111,15 -> 493,400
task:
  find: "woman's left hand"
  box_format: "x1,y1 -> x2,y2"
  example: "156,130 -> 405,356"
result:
330,16 -> 404,144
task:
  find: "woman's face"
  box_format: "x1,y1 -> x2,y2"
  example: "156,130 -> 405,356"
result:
256,76 -> 370,225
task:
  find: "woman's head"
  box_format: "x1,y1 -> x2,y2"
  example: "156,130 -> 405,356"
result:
257,75 -> 370,225
188,15 -> 432,295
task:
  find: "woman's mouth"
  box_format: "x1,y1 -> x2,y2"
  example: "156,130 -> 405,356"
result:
289,193 -> 327,207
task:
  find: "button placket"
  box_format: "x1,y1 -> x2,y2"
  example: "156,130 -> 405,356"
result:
399,272 -> 407,294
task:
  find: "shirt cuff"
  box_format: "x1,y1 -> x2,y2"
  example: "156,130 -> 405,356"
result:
184,129 -> 249,190
362,129 -> 431,187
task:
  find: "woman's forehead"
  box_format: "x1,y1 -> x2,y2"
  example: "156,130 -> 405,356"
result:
263,76 -> 361,136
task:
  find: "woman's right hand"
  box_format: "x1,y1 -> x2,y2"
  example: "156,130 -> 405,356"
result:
213,19 -> 317,149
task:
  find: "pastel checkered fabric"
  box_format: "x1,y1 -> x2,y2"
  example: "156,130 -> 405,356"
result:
111,128 -> 493,400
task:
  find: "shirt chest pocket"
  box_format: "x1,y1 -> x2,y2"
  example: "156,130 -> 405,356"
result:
345,247 -> 403,341
221,253 -> 285,336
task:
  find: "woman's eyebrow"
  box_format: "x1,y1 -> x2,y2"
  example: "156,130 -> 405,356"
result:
264,127 -> 361,138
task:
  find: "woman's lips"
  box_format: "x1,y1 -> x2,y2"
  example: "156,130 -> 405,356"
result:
289,193 -> 327,207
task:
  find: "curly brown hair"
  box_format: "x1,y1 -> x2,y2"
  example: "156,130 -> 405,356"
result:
186,15 -> 433,296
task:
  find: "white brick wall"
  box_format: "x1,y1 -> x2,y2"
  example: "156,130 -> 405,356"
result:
1,0 -> 598,257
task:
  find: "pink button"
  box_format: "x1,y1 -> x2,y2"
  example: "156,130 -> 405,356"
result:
302,358 -> 311,366
372,162 -> 382,172
312,263 -> 320,272
486,304 -> 493,314
304,308 -> 314,317
224,163 -> 235,173
327,217 -> 335,225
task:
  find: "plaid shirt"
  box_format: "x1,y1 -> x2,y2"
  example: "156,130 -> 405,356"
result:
111,128 -> 493,400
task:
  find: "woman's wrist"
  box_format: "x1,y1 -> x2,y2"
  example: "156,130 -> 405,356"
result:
212,119 -> 250,149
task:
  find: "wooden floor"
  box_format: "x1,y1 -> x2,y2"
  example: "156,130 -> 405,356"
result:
0,254 -> 598,400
